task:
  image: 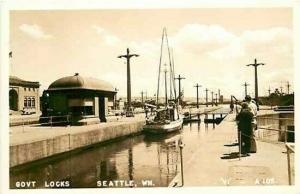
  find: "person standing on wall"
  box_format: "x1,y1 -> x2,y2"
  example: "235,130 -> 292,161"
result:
245,95 -> 258,153
236,102 -> 254,155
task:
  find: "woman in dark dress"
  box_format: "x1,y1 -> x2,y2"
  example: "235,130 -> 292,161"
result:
236,103 -> 254,154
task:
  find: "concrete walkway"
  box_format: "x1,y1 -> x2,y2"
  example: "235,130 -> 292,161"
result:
10,114 -> 145,146
171,113 -> 292,186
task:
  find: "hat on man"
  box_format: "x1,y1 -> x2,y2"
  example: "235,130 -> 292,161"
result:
245,95 -> 251,101
241,102 -> 249,109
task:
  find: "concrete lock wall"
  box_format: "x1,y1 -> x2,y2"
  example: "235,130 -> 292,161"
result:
10,121 -> 144,167
256,113 -> 280,142
256,112 -> 294,142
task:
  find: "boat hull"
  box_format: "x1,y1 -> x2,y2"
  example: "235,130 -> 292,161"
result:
143,118 -> 183,134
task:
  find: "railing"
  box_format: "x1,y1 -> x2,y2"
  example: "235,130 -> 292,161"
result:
252,116 -> 294,185
256,117 -> 294,121
39,115 -> 72,127
256,115 -> 294,143
10,115 -> 72,133
237,126 -> 295,184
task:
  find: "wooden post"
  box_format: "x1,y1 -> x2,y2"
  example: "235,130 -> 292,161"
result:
246,58 -> 265,111
179,141 -> 184,186
194,83 -> 201,109
175,74 -> 185,106
239,130 -> 242,160
286,144 -> 292,185
118,48 -> 139,114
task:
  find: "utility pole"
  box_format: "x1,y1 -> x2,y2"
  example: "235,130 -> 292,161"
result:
118,48 -> 139,115
242,82 -> 250,98
287,81 -> 291,95
246,58 -> 265,110
215,93 -> 218,106
175,74 -> 185,106
194,83 -> 201,108
205,88 -> 209,107
211,91 -> 214,107
114,88 -> 119,110
141,91 -> 144,105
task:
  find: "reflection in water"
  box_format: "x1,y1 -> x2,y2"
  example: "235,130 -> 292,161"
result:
128,148 -> 133,182
10,115 -> 217,188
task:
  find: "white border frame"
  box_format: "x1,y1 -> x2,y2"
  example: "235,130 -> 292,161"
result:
1,0 -> 299,194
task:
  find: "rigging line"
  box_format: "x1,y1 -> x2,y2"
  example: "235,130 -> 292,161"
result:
171,50 -> 179,119
169,56 -> 173,100
169,49 -> 174,100
164,63 -> 168,106
164,28 -> 174,100
171,48 -> 177,101
170,48 -> 176,100
157,27 -> 165,105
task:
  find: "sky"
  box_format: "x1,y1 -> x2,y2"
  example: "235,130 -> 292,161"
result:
9,8 -> 293,101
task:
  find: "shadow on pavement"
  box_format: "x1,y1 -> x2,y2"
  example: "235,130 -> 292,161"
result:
220,152 -> 250,159
223,143 -> 239,147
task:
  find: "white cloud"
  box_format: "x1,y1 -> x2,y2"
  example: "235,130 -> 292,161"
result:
19,24 -> 53,39
241,27 -> 292,58
171,24 -> 236,54
92,25 -> 121,46
88,24 -> 292,99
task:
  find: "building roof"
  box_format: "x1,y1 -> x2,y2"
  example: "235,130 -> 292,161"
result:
48,73 -> 116,93
9,76 -> 40,88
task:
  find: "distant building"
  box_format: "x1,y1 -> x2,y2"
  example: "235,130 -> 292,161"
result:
41,73 -> 116,125
9,76 -> 40,114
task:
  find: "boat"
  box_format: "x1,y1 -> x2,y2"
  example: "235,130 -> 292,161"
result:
144,102 -> 183,134
143,28 -> 183,134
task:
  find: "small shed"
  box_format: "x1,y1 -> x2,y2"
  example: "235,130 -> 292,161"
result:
41,73 -> 116,125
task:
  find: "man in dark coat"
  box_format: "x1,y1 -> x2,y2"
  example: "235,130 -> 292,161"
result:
236,102 -> 254,154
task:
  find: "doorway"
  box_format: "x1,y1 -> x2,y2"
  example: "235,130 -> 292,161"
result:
9,89 -> 18,111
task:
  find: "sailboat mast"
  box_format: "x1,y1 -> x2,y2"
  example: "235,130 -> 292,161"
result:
171,49 -> 177,101
164,64 -> 168,107
156,28 -> 165,105
164,29 -> 176,101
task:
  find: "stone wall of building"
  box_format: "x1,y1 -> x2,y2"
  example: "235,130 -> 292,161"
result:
9,86 -> 40,113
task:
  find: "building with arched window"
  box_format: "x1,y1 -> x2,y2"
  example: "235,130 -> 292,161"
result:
41,73 -> 116,125
9,76 -> 40,114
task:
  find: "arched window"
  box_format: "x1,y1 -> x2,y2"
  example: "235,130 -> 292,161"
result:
9,89 -> 18,111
